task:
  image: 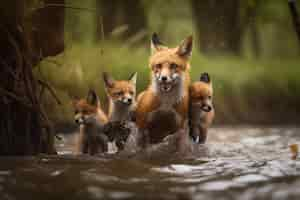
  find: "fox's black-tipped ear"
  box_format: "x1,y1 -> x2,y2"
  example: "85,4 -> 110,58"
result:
128,72 -> 137,85
199,72 -> 210,83
152,33 -> 163,46
86,89 -> 99,106
102,72 -> 115,89
177,35 -> 193,58
70,95 -> 80,107
151,32 -> 165,54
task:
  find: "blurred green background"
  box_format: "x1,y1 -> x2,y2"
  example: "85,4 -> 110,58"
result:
32,0 -> 300,126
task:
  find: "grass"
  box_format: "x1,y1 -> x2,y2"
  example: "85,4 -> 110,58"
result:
35,42 -> 300,126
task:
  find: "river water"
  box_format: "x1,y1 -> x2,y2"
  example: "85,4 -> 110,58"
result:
0,126 -> 300,200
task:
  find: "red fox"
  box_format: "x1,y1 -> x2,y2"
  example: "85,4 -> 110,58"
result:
72,90 -> 108,155
102,72 -> 137,122
102,72 -> 137,150
135,33 -> 193,146
189,73 -> 215,143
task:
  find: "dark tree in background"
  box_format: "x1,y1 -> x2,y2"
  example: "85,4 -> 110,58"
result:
191,0 -> 242,55
190,0 -> 262,56
30,0 -> 65,61
96,0 -> 147,41
288,0 -> 300,45
0,0 -> 64,155
247,2 -> 261,58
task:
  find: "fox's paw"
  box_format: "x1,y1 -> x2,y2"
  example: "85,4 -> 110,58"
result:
191,134 -> 206,144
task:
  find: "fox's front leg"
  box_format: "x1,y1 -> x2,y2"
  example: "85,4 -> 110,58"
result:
190,124 -> 198,143
88,134 -> 108,155
174,121 -> 190,154
75,127 -> 86,154
137,128 -> 150,148
136,113 -> 150,148
191,125 -> 207,144
198,126 -> 207,143
98,134 -> 109,152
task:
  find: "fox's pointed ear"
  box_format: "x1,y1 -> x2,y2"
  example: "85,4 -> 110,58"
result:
102,72 -> 115,89
199,72 -> 210,83
71,96 -> 80,107
86,89 -> 99,106
128,72 -> 137,85
151,32 -> 166,55
177,35 -> 193,58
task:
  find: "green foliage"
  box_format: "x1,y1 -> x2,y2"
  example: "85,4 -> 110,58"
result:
36,42 -> 300,124
33,0 -> 300,124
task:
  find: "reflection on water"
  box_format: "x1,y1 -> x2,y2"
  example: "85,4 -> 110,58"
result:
1,126 -> 300,200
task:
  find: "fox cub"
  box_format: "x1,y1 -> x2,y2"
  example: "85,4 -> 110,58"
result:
72,90 -> 108,155
189,73 -> 215,143
102,72 -> 137,122
102,72 -> 137,150
135,33 -> 193,145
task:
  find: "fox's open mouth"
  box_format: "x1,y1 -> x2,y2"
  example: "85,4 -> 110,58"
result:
76,121 -> 86,126
160,83 -> 172,92
118,100 -> 132,106
75,119 -> 84,125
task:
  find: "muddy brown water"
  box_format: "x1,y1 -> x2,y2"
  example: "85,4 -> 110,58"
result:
1,126 -> 300,200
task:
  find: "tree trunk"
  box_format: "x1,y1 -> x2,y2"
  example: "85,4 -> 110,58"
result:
96,0 -> 117,40
190,0 -> 243,55
0,0 -> 64,155
96,0 -> 147,42
250,22 -> 261,58
30,0 -> 65,63
288,0 -> 300,45
246,2 -> 261,58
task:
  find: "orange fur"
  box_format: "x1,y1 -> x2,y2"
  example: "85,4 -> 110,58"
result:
106,81 -> 136,118
190,83 -> 212,101
189,77 -> 214,143
73,99 -> 108,124
103,72 -> 137,122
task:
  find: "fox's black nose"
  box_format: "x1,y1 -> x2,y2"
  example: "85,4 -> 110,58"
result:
75,119 -> 79,124
207,106 -> 212,112
127,98 -> 132,103
161,76 -> 168,82
202,105 -> 212,112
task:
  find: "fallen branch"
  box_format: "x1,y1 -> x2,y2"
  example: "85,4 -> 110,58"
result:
34,3 -> 96,13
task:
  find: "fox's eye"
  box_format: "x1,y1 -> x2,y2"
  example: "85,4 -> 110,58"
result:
114,91 -> 123,96
170,63 -> 178,69
129,91 -> 134,95
198,96 -> 204,100
74,110 -> 79,114
155,63 -> 162,69
82,110 -> 88,114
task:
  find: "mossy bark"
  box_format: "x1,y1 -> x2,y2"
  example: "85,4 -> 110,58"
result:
0,0 -> 64,155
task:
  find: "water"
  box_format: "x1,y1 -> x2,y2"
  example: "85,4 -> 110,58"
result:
1,126 -> 300,200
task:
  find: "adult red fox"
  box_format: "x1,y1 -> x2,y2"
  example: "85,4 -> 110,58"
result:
135,33 -> 193,146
